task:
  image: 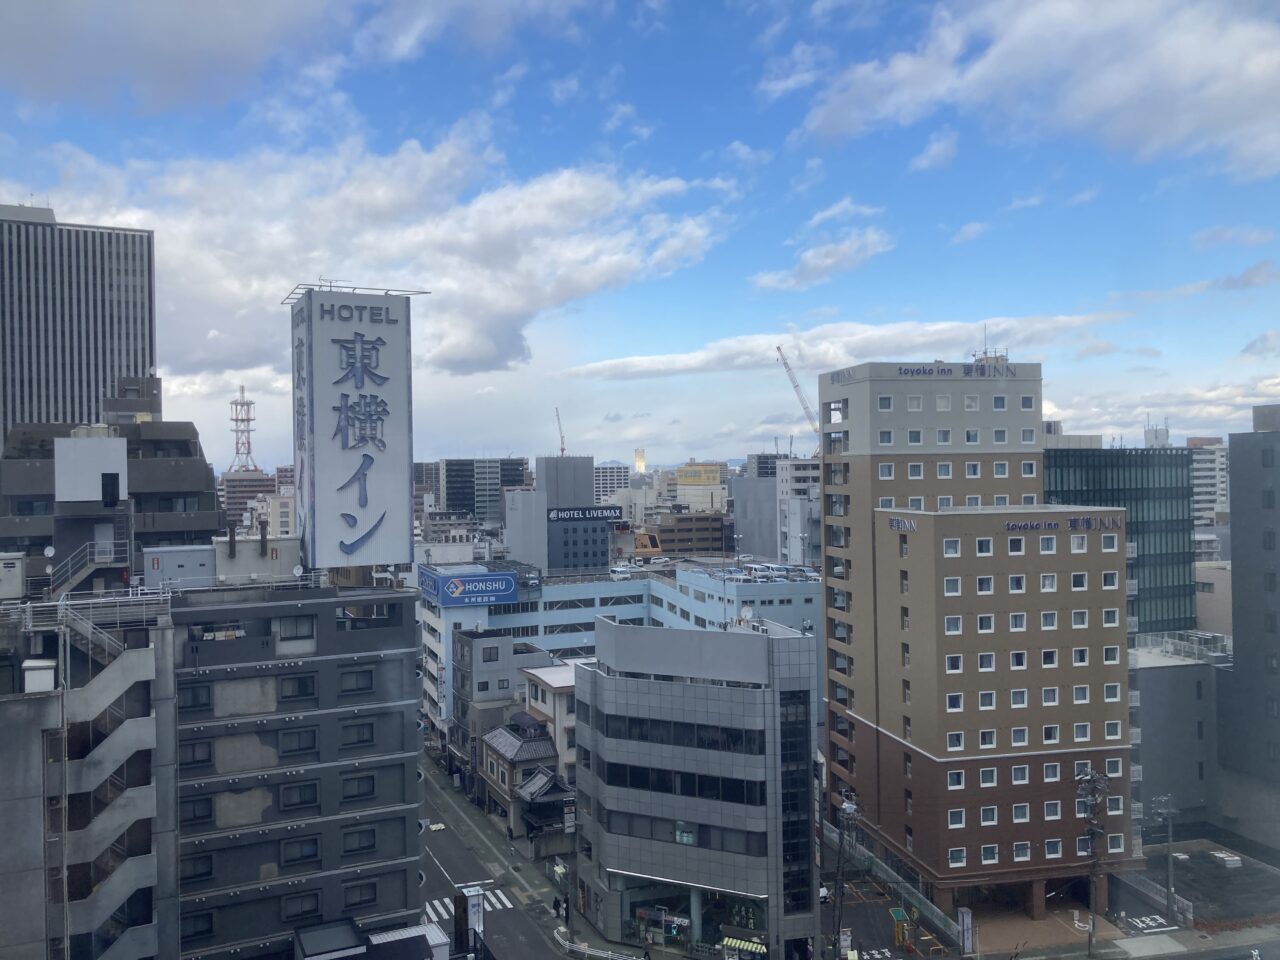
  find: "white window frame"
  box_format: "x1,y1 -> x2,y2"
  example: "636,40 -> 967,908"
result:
1013,841 -> 1032,862
1043,724 -> 1060,745
1044,800 -> 1062,820
1072,610 -> 1089,629
1011,726 -> 1028,745
948,847 -> 966,867
1107,796 -> 1124,816
946,693 -> 964,713
1009,574 -> 1026,593
1012,766 -> 1029,785
1108,834 -> 1125,854
878,429 -> 894,446
1040,535 -> 1056,555
978,652 -> 995,672
907,395 -> 923,412
1071,534 -> 1087,553
1103,608 -> 1120,627
948,809 -> 965,829
948,770 -> 965,790
1010,650 -> 1027,670
908,462 -> 924,479
1105,720 -> 1122,741
979,690 -> 995,711
937,462 -> 953,479
1021,460 -> 1037,477
1106,758 -> 1122,777
1009,612 -> 1027,632
1103,645 -> 1120,664
1011,689 -> 1028,709
936,394 -> 952,412
944,576 -> 962,596
947,732 -> 964,752
976,575 -> 994,595
908,428 -> 923,445
1021,428 -> 1036,444
981,844 -> 999,864
994,460 -> 1009,477
977,614 -> 995,633
908,496 -> 924,510
879,463 -> 894,480
1042,648 -> 1058,668
937,428 -> 952,445
877,395 -> 893,412
1104,682 -> 1121,702
945,654 -> 963,674
1008,536 -> 1025,555
965,461 -> 981,479
1073,684 -> 1090,704
1073,722 -> 1091,743
1020,394 -> 1035,410
1042,686 -> 1059,706
976,537 -> 993,557
1013,803 -> 1030,823
943,538 -> 960,557
1102,570 -> 1119,589
964,394 -> 980,412
1102,533 -> 1119,552
980,806 -> 997,826
1071,572 -> 1088,591
1045,839 -> 1063,859
1041,610 -> 1058,630
979,767 -> 997,788
879,497 -> 895,508
1073,646 -> 1089,666
944,615 -> 963,635
966,428 -> 980,445
994,428 -> 1008,444
979,729 -> 996,749
1044,762 -> 1061,783
992,394 -> 1006,411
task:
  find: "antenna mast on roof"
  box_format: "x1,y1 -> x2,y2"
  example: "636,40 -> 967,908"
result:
229,385 -> 258,472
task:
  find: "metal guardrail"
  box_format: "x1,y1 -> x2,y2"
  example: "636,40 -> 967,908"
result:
552,926 -> 643,960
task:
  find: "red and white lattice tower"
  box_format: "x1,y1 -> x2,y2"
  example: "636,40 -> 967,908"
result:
228,385 -> 258,471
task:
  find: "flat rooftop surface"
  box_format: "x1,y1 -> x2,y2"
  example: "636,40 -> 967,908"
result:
1143,839 -> 1280,924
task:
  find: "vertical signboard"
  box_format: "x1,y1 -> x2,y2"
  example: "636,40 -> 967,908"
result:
291,289 -> 413,569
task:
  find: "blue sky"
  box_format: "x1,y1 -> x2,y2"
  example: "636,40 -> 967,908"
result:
2,0 -> 1279,469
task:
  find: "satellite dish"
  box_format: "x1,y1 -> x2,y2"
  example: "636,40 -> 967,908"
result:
43,546 -> 55,558
739,605 -> 755,621
44,564 -> 53,575
292,565 -> 304,577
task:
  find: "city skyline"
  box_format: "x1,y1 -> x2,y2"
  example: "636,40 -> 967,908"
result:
2,1 -> 1279,468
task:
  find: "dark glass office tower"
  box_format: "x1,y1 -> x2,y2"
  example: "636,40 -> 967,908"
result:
1044,447 -> 1196,637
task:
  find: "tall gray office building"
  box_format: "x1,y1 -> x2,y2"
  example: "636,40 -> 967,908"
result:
0,206 -> 156,440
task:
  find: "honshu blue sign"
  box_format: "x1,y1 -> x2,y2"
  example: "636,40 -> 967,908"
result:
418,566 -> 518,607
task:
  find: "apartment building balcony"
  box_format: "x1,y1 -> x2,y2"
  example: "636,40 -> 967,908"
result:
1126,542 -> 1138,559
1131,801 -> 1144,821
1129,690 -> 1141,708
1129,727 -> 1142,746
1126,579 -> 1139,597
1131,764 -> 1143,782
1127,616 -> 1139,633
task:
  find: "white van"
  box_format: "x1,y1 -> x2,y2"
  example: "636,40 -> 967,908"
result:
609,567 -> 633,581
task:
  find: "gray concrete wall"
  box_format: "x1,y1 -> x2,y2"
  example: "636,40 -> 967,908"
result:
729,476 -> 778,561
1135,660 -> 1219,819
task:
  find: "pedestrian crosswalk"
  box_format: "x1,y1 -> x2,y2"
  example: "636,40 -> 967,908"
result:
422,889 -> 515,922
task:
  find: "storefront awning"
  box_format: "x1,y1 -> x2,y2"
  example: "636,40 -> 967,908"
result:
720,937 -> 768,955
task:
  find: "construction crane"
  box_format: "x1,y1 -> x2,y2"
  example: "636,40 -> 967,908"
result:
555,406 -> 566,456
776,345 -> 821,456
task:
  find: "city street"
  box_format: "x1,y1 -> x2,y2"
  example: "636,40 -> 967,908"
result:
418,752 -> 567,959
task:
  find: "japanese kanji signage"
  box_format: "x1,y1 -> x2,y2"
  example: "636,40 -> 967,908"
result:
291,289 -> 413,569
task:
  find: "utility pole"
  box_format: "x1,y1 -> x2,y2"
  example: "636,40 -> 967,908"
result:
831,795 -> 858,960
1153,794 -> 1177,920
1077,767 -> 1110,958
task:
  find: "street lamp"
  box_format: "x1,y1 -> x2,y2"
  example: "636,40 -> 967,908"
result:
1152,794 -> 1177,920
798,532 -> 809,569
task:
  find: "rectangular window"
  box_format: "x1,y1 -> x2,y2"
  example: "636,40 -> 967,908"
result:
1071,534 -> 1087,553
878,395 -> 893,411
907,395 -> 923,411
1103,645 -> 1120,664
944,615 -> 962,635
978,652 -> 995,671
949,847 -> 967,867
908,462 -> 923,479
181,913 -> 214,941
943,537 -> 961,557
1074,722 -> 1091,742
977,614 -> 994,633
879,497 -> 895,508
1105,720 -> 1122,740
177,685 -> 211,710
1102,533 -> 1118,551
1106,758 -> 1122,777
982,844 -> 999,864
1071,572 -> 1087,591
947,732 -> 964,751
937,462 -> 953,479
179,740 -> 213,766
936,394 -> 953,411
976,538 -> 993,556
1009,574 -> 1026,593
1108,834 -> 1125,854
341,721 -> 375,747
937,429 -> 952,445
980,806 -> 997,825
1043,724 -> 1060,745
1011,689 -> 1027,708
948,809 -> 965,828
1045,800 -> 1062,820
344,881 -> 377,908
908,429 -> 923,445
280,782 -> 319,809
281,836 -> 320,864
282,892 -> 321,920
1103,570 -> 1119,589
1009,612 -> 1027,631
994,460 -> 1009,477
1021,394 -> 1035,410
1103,608 -> 1120,627
979,729 -> 996,748
181,854 -> 213,881
966,461 -> 981,478
1011,650 -> 1027,669
966,428 -> 980,444
879,463 -> 894,480
966,394 -> 981,411
342,775 -> 375,800
946,654 -> 963,673
1012,766 -> 1029,786
1021,428 -> 1036,443
979,768 -> 996,787
340,669 -> 374,693
1073,684 -> 1090,704
1014,841 -> 1031,861
1073,647 -> 1089,665
1072,610 -> 1089,629
938,495 -> 953,508
994,428 -> 1007,444
343,827 -> 377,854
944,576 -> 961,596
180,797 -> 213,823
1104,682 -> 1121,702
280,674 -> 316,700
977,575 -> 993,595
1040,535 -> 1056,555
1045,839 -> 1063,859
280,729 -> 318,754
482,645 -> 499,662
1022,460 -> 1037,477
1043,648 -> 1058,667
1107,796 -> 1124,815
1012,726 -> 1028,745
1042,611 -> 1058,630
878,429 -> 894,445
1013,803 -> 1030,823
1044,762 -> 1061,783
1043,686 -> 1059,706
946,693 -> 964,712
947,770 -> 964,789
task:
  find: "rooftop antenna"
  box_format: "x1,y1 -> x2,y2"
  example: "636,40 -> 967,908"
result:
229,385 -> 259,471
555,407 -> 566,457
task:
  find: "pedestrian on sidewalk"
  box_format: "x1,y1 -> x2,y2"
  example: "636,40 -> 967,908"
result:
553,896 -> 561,918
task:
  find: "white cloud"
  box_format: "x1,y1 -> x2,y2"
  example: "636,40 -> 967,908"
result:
570,313 -> 1118,380
800,0 -> 1280,179
490,62 -> 528,108
0,0 -> 353,109
353,0 -> 590,62
1005,194 -> 1043,211
1193,224 -> 1278,250
1,122 -> 723,385
1242,331 -> 1280,357
951,221 -> 989,244
752,227 -> 893,291
603,102 -> 652,139
791,157 -> 825,193
758,41 -> 833,101
804,195 -> 883,229
1067,186 -> 1100,206
726,140 -> 774,167
907,128 -> 958,171
550,74 -> 581,104
1127,259 -> 1280,301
